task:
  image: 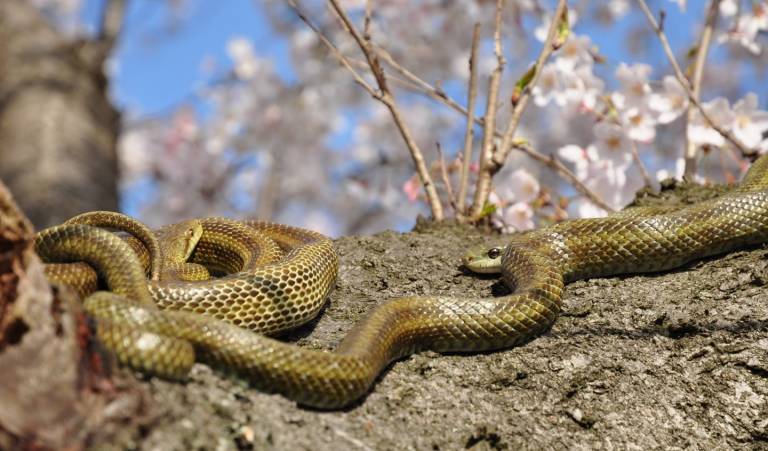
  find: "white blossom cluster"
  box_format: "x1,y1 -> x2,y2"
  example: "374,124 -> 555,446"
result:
716,0 -> 768,55
490,1 -> 768,231
122,0 -> 506,235
29,0 -> 768,235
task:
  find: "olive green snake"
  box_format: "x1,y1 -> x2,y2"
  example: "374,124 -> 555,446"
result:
34,154 -> 768,408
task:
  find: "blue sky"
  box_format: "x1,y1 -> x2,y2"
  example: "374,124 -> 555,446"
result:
82,0 -> 291,116
90,1 -> 734,117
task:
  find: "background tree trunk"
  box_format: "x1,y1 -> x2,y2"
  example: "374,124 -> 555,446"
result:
0,0 -> 120,229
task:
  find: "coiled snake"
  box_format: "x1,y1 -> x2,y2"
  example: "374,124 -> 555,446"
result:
35,154 -> 768,408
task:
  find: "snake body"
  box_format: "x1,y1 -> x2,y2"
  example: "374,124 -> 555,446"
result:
35,154 -> 768,408
148,219 -> 338,335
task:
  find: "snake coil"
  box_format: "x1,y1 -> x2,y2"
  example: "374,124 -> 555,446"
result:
36,154 -> 768,408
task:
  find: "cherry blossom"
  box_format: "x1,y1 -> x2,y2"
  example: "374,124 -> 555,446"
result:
612,63 -> 653,110
496,168 -> 540,204
500,202 -> 535,232
533,33 -> 604,112
227,37 -> 259,80
593,122 -> 633,166
669,0 -> 687,12
557,140 -> 641,217
619,106 -> 658,143
687,97 -> 735,148
606,0 -> 630,20
719,0 -> 738,17
28,1 -> 768,236
532,64 -> 566,107
489,191 -> 535,233
648,76 -> 689,124
562,64 -> 605,111
557,144 -> 595,181
403,175 -> 421,203
489,165 -> 541,232
119,128 -> 153,181
717,2 -> 768,55
570,197 -> 608,218
580,159 -> 643,215
730,93 -> 768,149
555,35 -> 594,71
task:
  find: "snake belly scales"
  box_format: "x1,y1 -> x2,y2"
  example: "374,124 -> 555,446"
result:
34,154 -> 768,408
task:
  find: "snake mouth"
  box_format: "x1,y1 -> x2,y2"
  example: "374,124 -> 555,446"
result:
462,255 -> 503,274
461,254 -> 479,268
466,264 -> 502,274
462,244 -> 504,274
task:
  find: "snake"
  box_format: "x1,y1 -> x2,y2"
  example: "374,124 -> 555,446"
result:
34,153 -> 768,409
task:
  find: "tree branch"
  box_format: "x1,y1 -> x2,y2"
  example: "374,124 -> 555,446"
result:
630,139 -> 654,188
456,23 -> 481,216
288,0 -> 379,98
326,0 -> 444,220
373,45 -> 471,120
490,0 -> 568,172
436,143 -> 458,213
292,0 -> 613,215
97,0 -> 127,52
512,142 -> 613,211
469,0 -> 505,219
636,0 -> 750,158
683,0 -> 721,178
371,28 -> 613,212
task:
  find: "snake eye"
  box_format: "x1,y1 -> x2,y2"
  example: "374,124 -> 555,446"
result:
487,247 -> 502,259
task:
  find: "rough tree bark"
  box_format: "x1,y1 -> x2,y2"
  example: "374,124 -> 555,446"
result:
0,0 -> 121,229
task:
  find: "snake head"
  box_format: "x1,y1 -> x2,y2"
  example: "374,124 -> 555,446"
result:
462,245 -> 505,274
157,219 -> 204,264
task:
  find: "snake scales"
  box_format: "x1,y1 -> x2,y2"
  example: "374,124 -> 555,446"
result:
35,154 -> 768,408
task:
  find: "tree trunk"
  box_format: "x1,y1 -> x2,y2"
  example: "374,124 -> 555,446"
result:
0,0 -> 120,229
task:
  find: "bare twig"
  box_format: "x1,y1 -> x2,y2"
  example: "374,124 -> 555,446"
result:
374,37 -> 613,212
255,162 -> 281,220
491,0 -> 568,173
636,0 -> 750,157
469,0 -> 575,219
373,45 -> 471,118
436,143 -> 458,213
288,0 -> 379,97
293,0 -> 612,214
512,142 -> 613,211
456,23 -> 481,216
469,0 -> 505,219
363,0 -> 373,39
683,0 -> 721,179
630,139 -> 654,188
97,0 -> 127,51
327,0 -> 444,220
